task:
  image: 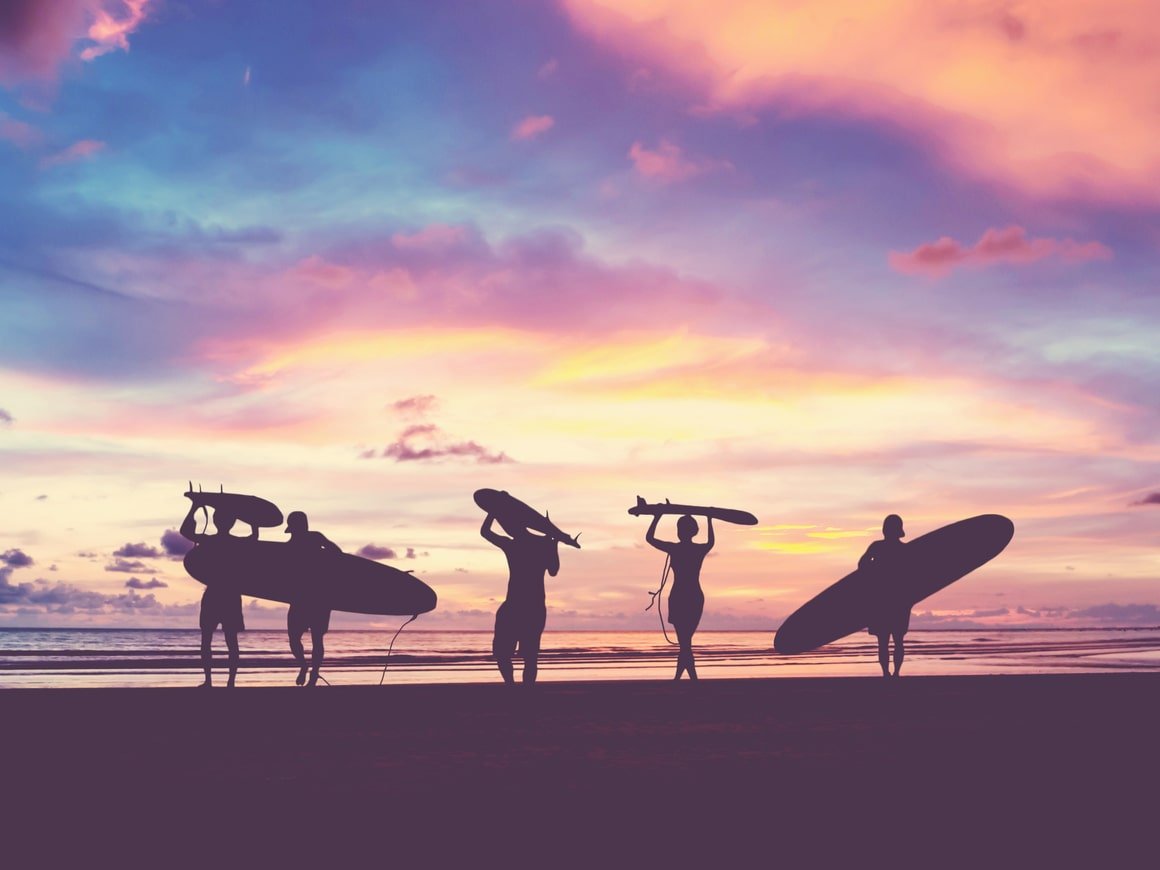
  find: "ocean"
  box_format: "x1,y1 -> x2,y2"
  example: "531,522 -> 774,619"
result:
2,626 -> 1159,688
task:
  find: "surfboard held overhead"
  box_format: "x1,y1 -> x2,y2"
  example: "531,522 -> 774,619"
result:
184,484 -> 284,528
473,488 -> 581,548
627,496 -> 758,526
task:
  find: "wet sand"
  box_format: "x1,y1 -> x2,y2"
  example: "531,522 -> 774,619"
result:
4,674 -> 1156,863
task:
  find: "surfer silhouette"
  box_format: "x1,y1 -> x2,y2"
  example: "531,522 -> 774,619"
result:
859,514 -> 910,677
284,511 -> 341,687
645,514 -> 714,680
180,502 -> 251,688
481,513 -> 560,685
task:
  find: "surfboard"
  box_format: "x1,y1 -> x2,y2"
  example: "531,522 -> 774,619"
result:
627,496 -> 758,526
773,514 -> 1014,654
185,487 -> 283,529
473,489 -> 581,548
183,540 -> 438,616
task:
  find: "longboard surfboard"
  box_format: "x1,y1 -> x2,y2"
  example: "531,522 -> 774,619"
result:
185,488 -> 283,529
627,496 -> 758,526
473,489 -> 581,548
773,514 -> 1014,654
184,540 -> 437,616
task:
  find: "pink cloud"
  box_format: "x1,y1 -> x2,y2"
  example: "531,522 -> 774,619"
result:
391,224 -> 469,251
0,112 -> 42,148
889,226 -> 1113,277
537,58 -> 559,79
561,0 -> 1160,204
39,138 -> 106,168
0,0 -> 151,85
628,139 -> 729,183
511,114 -> 555,141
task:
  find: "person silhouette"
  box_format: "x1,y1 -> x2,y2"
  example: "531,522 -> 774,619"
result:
645,514 -> 714,680
284,510 -> 341,687
859,514 -> 910,677
481,513 -> 560,685
179,502 -> 254,688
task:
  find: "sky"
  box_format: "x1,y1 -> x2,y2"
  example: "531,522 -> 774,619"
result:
1,0 -> 1158,632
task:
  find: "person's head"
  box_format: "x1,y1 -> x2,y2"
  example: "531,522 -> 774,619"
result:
882,514 -> 905,540
214,508 -> 237,534
285,510 -> 309,535
676,515 -> 699,542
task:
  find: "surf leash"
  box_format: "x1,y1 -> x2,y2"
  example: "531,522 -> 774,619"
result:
378,614 -> 418,686
645,554 -> 677,646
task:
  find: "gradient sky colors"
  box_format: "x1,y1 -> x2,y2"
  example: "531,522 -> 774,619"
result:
1,0 -> 1157,631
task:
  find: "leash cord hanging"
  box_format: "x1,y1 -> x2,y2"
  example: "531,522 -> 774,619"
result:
379,614 -> 418,686
645,554 -> 677,646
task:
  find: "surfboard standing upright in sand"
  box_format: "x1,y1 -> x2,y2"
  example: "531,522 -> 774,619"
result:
630,496 -> 758,680
773,514 -> 1015,670
474,489 -> 578,685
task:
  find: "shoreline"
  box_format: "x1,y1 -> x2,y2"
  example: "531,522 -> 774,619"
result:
7,673 -> 1157,862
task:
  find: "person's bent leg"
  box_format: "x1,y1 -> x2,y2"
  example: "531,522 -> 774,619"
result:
521,632 -> 543,685
200,627 -> 214,687
893,632 -> 905,676
877,634 -> 890,676
225,630 -> 239,687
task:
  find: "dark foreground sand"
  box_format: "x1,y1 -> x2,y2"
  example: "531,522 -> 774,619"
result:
3,674 -> 1156,864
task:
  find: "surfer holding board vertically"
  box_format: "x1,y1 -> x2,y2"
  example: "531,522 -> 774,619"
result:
474,489 -> 579,685
630,497 -> 758,681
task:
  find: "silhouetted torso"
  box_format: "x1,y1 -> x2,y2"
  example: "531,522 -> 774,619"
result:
863,538 -> 910,636
665,542 -> 709,627
495,534 -> 556,608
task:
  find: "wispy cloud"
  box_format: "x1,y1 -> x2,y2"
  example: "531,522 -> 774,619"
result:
39,139 -> 106,169
511,114 -> 555,141
628,139 -> 729,183
368,423 -> 513,465
889,226 -> 1112,277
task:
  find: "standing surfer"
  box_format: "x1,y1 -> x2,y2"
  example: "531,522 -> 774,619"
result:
284,510 -> 341,687
859,514 -> 909,677
645,514 -> 714,680
481,513 -> 560,685
180,501 -> 253,688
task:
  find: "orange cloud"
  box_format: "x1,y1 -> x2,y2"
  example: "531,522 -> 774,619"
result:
890,226 -> 1112,277
79,0 -> 151,61
511,114 -> 555,141
628,139 -> 728,182
561,0 -> 1160,203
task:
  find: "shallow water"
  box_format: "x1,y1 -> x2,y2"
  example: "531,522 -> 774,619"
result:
2,627 -> 1159,688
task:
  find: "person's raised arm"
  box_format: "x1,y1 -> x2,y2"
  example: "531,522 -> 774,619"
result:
704,516 -> 715,551
179,502 -> 203,543
480,514 -> 508,548
644,514 -> 673,553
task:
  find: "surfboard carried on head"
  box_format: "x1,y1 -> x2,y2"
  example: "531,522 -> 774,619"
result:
185,484 -> 283,529
184,542 -> 438,616
473,488 -> 581,548
773,514 -> 1014,654
627,496 -> 758,526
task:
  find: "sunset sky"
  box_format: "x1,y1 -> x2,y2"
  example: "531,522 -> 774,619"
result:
1,0 -> 1157,631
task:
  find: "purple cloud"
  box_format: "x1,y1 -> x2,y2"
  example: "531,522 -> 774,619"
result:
125,576 -> 167,590
104,558 -> 149,573
1131,493 -> 1160,507
0,408 -> 13,424
356,544 -> 397,560
374,423 -> 512,465
1,549 -> 34,568
114,542 -> 162,559
160,529 -> 195,557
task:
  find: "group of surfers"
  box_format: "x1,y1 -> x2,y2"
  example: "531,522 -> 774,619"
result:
179,500 -> 913,687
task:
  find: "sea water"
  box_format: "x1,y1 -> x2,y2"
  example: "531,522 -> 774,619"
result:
2,627 -> 1159,688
